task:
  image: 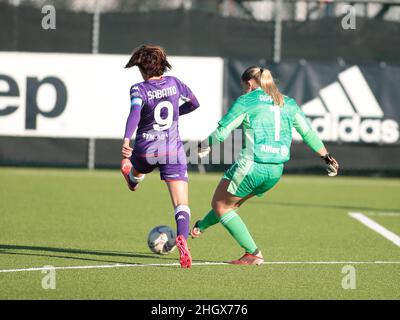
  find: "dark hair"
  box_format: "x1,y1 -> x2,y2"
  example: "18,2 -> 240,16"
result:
241,65 -> 284,106
125,45 -> 172,77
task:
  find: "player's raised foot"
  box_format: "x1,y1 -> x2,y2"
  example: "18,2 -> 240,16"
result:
190,220 -> 202,239
175,235 -> 192,268
229,250 -> 264,265
120,159 -> 139,191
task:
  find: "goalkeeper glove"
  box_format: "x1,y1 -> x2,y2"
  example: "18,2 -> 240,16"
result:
321,153 -> 339,177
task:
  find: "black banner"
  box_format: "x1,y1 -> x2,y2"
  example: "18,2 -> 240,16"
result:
0,3 -> 92,53
282,17 -> 400,64
0,136 -> 88,167
99,9 -> 274,60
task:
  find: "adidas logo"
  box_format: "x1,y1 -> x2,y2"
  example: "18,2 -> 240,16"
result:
294,66 -> 399,144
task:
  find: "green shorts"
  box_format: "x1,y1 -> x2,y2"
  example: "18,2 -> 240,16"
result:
223,158 -> 284,198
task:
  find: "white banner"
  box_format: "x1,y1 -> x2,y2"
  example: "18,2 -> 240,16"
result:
0,52 -> 223,140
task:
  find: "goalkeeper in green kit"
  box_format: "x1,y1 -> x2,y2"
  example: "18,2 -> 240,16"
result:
191,66 -> 339,265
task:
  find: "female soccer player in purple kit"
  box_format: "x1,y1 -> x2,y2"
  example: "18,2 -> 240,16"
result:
120,45 -> 199,268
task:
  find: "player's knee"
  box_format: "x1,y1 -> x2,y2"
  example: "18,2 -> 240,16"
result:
233,202 -> 241,208
212,201 -> 230,217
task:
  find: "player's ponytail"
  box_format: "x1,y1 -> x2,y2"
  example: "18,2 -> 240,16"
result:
259,68 -> 284,106
241,66 -> 284,106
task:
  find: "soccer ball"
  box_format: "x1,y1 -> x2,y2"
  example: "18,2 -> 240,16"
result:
147,225 -> 176,255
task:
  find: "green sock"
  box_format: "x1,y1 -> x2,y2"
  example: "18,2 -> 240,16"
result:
198,209 -> 219,232
219,210 -> 258,254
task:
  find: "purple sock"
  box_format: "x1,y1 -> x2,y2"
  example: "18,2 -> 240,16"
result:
175,205 -> 191,239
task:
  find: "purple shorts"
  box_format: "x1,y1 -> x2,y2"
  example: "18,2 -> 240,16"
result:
131,153 -> 188,182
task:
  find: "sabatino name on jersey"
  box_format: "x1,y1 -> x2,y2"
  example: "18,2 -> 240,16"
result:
293,66 -> 399,144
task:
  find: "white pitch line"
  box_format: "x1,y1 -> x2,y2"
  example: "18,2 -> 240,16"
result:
1,261 -> 400,274
349,212 -> 400,247
364,212 -> 400,217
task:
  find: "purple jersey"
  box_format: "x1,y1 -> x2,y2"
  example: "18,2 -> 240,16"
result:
127,76 -> 199,165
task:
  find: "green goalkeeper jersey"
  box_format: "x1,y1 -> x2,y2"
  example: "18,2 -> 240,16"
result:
208,87 -> 324,164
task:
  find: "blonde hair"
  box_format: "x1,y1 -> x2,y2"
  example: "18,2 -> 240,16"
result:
241,66 -> 284,106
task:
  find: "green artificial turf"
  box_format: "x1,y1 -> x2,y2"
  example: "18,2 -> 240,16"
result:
0,168 -> 399,299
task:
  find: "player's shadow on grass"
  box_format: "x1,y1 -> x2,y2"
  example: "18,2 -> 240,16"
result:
252,201 -> 399,213
0,244 -> 195,265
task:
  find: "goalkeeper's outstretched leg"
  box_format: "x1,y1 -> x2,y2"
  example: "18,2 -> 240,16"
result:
192,178 -> 264,265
